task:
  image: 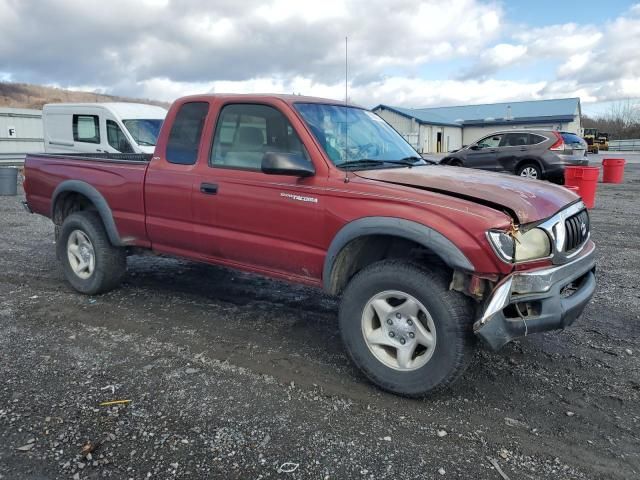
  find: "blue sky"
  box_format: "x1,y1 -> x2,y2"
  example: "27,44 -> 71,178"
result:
0,0 -> 638,116
504,0 -> 632,26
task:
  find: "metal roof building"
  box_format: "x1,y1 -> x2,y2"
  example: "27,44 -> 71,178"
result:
372,98 -> 582,154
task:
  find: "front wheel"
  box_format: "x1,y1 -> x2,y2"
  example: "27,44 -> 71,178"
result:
56,211 -> 126,295
339,261 -> 475,397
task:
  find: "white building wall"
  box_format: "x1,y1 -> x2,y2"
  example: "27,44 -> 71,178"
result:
565,107 -> 582,134
374,108 -> 466,153
374,109 -> 421,150
444,126 -> 462,152
0,108 -> 44,163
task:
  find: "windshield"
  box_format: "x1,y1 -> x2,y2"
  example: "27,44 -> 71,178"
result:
294,103 -> 422,167
122,119 -> 164,146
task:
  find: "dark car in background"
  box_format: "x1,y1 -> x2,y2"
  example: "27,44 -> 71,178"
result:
440,129 -> 587,181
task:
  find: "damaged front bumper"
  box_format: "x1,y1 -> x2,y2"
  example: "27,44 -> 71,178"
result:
474,242 -> 596,350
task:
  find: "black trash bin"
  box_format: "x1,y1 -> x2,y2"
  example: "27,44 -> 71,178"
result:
0,167 -> 18,196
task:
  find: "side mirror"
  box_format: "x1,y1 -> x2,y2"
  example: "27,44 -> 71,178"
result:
469,144 -> 480,150
262,152 -> 315,177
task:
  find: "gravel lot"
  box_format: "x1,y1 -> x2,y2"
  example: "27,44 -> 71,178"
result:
1,165 -> 639,479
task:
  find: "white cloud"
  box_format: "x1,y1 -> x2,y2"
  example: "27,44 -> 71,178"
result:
514,23 -> 603,56
110,75 -> 556,109
0,0 -> 639,109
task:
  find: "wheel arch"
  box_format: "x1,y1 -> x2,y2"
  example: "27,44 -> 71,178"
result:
323,217 -> 474,295
51,180 -> 123,247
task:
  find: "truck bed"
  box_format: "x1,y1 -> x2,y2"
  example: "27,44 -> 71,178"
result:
24,153 -> 151,247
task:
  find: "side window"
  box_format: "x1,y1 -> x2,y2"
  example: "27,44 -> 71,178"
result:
106,120 -> 134,153
501,132 -> 529,147
73,115 -> 100,144
477,134 -> 502,148
529,134 -> 546,145
210,104 -> 308,170
166,102 -> 209,165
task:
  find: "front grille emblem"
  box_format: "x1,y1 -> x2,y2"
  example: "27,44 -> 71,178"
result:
580,221 -> 587,236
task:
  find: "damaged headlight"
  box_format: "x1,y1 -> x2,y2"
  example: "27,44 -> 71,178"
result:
488,228 -> 551,263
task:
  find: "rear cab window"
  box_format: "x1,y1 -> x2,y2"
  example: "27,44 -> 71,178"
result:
166,102 -> 209,165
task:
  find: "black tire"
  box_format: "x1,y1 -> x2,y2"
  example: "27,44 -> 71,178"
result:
447,158 -> 463,167
516,162 -> 543,180
339,260 -> 475,397
56,211 -> 126,295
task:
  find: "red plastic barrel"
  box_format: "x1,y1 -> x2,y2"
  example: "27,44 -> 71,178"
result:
565,185 -> 580,194
602,158 -> 625,184
564,166 -> 599,209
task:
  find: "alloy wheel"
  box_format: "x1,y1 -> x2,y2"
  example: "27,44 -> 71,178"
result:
66,229 -> 95,279
361,290 -> 437,371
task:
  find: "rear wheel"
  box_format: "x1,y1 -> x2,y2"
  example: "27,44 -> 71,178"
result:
448,158 -> 463,167
57,211 -> 126,295
338,260 -> 475,397
517,163 -> 542,180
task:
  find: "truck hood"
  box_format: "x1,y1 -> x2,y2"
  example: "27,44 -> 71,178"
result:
355,165 -> 578,224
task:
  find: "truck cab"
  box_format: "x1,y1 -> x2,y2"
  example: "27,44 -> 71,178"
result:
43,102 -> 167,155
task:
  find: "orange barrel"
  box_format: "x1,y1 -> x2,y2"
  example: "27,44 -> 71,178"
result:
564,166 -> 600,209
602,158 -> 625,184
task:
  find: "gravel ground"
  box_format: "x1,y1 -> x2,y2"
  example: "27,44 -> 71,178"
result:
1,166 -> 639,479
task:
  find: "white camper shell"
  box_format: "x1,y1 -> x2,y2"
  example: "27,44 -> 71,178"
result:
43,103 -> 167,155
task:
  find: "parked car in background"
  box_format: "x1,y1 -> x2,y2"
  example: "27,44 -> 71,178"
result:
440,129 -> 588,181
43,103 -> 167,155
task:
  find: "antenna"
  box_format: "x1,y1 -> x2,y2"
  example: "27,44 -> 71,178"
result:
344,36 -> 350,182
345,36 -> 348,105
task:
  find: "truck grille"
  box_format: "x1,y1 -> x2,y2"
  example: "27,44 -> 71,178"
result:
564,209 -> 589,252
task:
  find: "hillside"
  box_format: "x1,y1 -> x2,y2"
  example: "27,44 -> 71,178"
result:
0,82 -> 170,110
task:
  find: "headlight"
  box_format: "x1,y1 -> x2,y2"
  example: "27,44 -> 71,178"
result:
488,228 -> 551,263
514,228 -> 551,261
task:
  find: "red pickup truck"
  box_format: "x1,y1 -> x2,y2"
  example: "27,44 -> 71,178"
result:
23,94 -> 596,396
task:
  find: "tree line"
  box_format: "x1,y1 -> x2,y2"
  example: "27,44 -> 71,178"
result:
583,99 -> 640,140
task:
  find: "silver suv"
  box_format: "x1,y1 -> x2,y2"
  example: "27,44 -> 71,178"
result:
440,130 -> 588,181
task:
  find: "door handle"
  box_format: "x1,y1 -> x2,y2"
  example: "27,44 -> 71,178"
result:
519,147 -> 527,151
200,183 -> 218,195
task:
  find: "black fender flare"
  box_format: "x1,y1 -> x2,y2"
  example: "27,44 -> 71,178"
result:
51,180 -> 123,246
322,216 -> 475,293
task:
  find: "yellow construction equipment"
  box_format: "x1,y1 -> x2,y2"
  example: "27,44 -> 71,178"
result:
583,128 -> 609,153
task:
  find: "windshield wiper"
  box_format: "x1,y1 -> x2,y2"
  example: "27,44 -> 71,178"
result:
338,159 -> 387,169
394,156 -> 428,166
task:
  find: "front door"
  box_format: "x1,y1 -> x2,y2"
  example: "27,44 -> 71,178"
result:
193,102 -> 326,282
465,133 -> 503,170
